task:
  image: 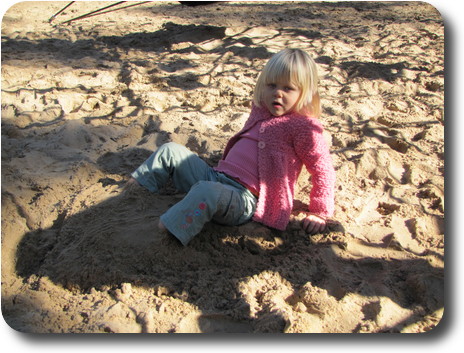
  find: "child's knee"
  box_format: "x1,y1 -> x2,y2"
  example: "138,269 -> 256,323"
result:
161,141 -> 180,149
159,142 -> 186,155
187,181 -> 222,208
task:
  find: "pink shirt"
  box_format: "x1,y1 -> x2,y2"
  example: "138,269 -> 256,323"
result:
214,123 -> 260,194
219,105 -> 335,230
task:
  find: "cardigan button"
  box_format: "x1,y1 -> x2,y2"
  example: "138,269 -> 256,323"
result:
259,127 -> 265,133
258,141 -> 266,149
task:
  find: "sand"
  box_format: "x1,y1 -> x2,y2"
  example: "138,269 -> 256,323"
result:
1,1 -> 444,333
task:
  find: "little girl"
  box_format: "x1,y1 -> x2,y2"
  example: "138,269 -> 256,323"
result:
127,48 -> 336,246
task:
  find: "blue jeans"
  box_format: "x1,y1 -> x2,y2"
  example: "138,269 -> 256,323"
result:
131,142 -> 257,245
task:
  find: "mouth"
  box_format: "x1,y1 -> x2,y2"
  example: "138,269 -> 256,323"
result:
272,101 -> 283,108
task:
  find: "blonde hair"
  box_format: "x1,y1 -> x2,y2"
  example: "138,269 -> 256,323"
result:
253,48 -> 321,117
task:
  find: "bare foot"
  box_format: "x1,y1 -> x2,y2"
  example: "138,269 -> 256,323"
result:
158,220 -> 167,233
123,177 -> 141,192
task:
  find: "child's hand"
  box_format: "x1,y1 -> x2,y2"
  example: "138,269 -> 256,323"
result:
301,214 -> 327,235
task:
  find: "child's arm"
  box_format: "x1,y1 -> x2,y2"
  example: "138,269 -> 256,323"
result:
294,119 -> 336,234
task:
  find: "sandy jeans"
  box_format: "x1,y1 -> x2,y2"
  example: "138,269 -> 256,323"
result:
131,142 -> 257,245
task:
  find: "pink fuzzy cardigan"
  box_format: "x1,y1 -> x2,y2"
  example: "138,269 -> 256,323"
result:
221,105 -> 336,230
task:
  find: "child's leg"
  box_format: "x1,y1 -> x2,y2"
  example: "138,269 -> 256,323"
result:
131,142 -> 214,193
160,179 -> 257,246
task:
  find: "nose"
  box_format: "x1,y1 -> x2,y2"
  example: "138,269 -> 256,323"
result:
273,88 -> 283,97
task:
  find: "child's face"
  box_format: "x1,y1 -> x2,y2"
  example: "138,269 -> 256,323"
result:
263,80 -> 301,116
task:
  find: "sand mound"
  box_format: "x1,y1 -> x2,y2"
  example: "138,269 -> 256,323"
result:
2,1 -> 444,333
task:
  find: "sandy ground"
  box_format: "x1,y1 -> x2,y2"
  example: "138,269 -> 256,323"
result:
1,1 -> 444,333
